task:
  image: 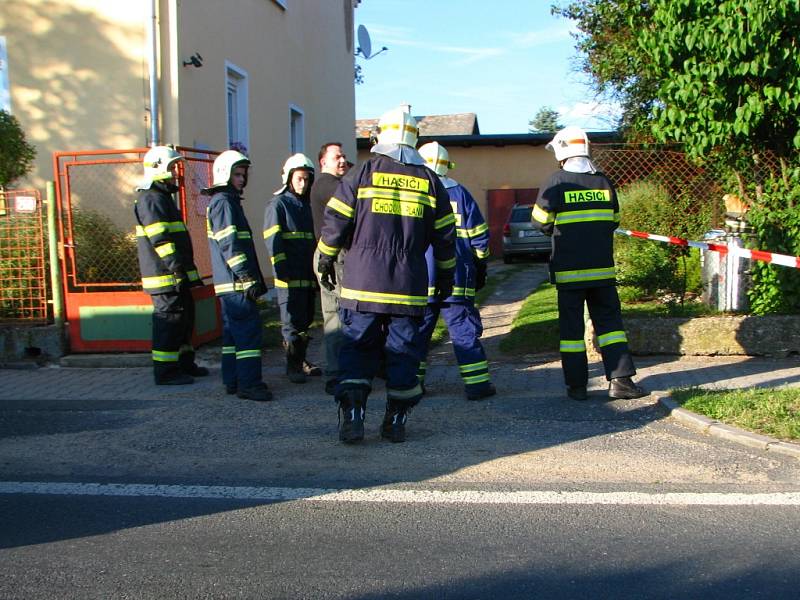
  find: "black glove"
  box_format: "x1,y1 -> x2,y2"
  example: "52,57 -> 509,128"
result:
245,280 -> 267,302
317,254 -> 337,292
475,260 -> 487,291
434,274 -> 454,302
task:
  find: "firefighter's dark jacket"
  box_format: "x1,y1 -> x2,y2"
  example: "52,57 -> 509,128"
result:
206,186 -> 265,296
135,182 -> 200,295
263,190 -> 316,289
318,154 -> 456,316
532,169 -> 620,290
425,180 -> 490,302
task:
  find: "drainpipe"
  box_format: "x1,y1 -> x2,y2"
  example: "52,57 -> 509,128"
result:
148,0 -> 160,146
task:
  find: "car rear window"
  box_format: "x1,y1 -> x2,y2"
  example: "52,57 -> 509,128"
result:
510,206 -> 532,223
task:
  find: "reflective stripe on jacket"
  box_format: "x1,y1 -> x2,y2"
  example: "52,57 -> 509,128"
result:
206,187 -> 265,296
134,182 -> 200,295
425,180 -> 490,303
532,169 -> 620,289
318,154 -> 456,315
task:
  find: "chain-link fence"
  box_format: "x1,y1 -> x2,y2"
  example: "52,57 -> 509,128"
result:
0,189 -> 48,322
54,148 -> 218,292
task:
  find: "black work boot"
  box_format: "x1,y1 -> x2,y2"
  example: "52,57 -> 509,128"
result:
381,401 -> 409,443
179,351 -> 209,377
284,340 -> 307,384
567,385 -> 588,401
237,382 -> 273,402
337,388 -> 367,443
154,364 -> 194,386
608,377 -> 647,399
466,383 -> 497,401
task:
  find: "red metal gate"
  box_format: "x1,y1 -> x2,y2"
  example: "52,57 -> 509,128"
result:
53,147 -> 222,352
0,189 -> 48,322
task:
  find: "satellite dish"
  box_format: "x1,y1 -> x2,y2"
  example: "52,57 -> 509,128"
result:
357,25 -> 372,59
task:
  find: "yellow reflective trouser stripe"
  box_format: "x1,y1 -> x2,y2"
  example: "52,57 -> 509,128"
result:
227,253 -> 247,267
532,205 -> 554,224
155,243 -> 176,257
555,209 -> 615,225
142,274 -> 176,289
341,378 -> 372,388
463,373 -> 491,384
451,287 -> 475,297
459,361 -> 488,374
214,280 -> 257,294
152,350 -> 179,362
456,229 -> 470,238
317,239 -> 339,257
465,223 -> 489,237
341,287 -> 428,307
213,225 -> 237,241
474,248 -> 490,259
436,257 -> 456,270
187,269 -> 200,281
263,224 -> 281,239
357,187 -> 435,207
236,349 -> 261,360
222,346 -> 236,355
271,253 -> 286,264
554,267 -> 616,284
598,330 -> 627,347
387,383 -> 423,400
274,279 -> 314,288
560,339 -> 586,353
327,197 -> 354,218
281,232 -> 314,240
435,213 -> 456,229
237,231 -> 252,240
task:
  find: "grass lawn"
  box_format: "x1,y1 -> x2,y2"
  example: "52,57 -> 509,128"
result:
500,280 -> 720,355
670,387 -> 800,442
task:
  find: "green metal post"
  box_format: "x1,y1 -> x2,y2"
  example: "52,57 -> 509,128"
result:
46,181 -> 64,328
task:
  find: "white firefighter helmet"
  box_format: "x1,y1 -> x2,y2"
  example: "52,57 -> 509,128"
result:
418,142 -> 454,176
545,126 -> 590,162
377,106 -> 419,147
139,145 -> 184,189
211,149 -> 251,188
280,153 -> 315,185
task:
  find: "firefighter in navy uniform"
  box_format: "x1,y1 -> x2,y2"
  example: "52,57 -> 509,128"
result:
204,150 -> 272,402
134,145 -> 208,385
532,126 -> 646,401
416,142 -> 495,401
264,153 -> 322,384
317,106 -> 456,444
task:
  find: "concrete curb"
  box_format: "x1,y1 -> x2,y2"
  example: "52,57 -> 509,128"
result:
653,391 -> 800,460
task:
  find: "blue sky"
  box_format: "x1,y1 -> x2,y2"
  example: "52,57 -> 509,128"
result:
354,0 -> 620,134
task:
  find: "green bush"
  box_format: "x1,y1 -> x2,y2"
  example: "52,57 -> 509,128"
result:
0,110 -> 36,188
71,208 -> 139,284
746,169 -> 800,314
615,180 -> 715,304
0,213 -> 46,319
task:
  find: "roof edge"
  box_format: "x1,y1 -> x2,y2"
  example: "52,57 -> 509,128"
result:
356,131 -> 621,150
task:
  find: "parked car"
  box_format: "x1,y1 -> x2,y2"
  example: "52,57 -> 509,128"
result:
502,204 -> 551,263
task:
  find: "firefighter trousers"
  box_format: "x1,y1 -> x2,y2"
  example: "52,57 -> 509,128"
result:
219,293 -> 263,391
277,287 -> 316,345
417,301 -> 491,395
557,285 -> 636,387
337,309 -> 424,406
150,288 -> 195,382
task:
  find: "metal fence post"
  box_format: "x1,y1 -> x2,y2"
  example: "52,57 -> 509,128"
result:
46,181 -> 64,328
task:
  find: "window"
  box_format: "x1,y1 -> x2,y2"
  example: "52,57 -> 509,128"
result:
289,105 -> 304,153
225,62 -> 249,150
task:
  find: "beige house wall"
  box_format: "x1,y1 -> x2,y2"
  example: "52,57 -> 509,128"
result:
356,144 -> 557,217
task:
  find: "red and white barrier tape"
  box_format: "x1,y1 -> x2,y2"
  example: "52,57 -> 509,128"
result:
614,228 -> 800,269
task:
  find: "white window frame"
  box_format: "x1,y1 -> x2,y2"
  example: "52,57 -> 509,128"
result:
289,104 -> 305,154
225,61 -> 249,150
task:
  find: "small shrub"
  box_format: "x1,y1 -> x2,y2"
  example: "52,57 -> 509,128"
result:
71,208 -> 139,283
0,110 -> 36,188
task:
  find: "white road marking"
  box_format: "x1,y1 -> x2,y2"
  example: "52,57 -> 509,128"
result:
1,481 -> 800,506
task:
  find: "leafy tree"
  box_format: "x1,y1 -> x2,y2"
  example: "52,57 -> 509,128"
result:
528,106 -> 563,133
0,110 -> 37,188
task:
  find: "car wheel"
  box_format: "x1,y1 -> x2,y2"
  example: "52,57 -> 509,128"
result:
503,254 -> 513,264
